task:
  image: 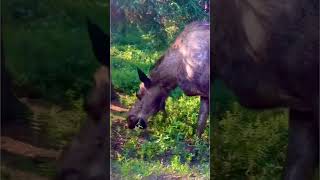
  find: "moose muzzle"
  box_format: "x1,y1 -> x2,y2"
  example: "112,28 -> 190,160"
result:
136,118 -> 147,129
127,115 -> 147,129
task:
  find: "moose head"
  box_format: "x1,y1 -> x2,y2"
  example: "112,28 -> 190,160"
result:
127,68 -> 168,129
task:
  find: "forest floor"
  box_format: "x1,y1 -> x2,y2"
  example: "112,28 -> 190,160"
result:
110,112 -> 199,180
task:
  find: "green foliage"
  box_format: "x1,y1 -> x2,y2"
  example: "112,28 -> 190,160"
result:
211,103 -> 288,179
112,0 -> 209,45
1,153 -> 57,178
43,104 -> 86,147
152,96 -> 205,139
211,80 -> 237,116
112,94 -> 209,179
112,158 -> 208,180
2,0 -> 108,104
111,45 -> 162,93
29,99 -> 86,149
112,158 -> 209,180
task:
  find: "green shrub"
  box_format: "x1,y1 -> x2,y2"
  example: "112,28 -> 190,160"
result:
111,45 -> 163,93
211,103 -> 288,179
113,94 -> 209,178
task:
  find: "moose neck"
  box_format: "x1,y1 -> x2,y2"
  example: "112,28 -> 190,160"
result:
149,51 -> 180,92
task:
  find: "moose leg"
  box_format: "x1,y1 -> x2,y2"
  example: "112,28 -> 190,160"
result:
196,96 -> 209,137
284,109 -> 319,180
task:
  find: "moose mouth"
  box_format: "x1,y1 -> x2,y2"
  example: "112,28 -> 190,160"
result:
127,115 -> 147,129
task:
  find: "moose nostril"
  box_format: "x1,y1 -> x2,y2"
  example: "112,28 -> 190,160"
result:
136,118 -> 147,129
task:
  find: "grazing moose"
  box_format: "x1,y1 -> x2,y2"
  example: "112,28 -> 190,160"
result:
56,20 -> 109,180
212,1 -> 319,179
127,22 -> 210,137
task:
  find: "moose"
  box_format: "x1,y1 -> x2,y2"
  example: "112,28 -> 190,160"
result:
56,20 -> 109,180
212,0 -> 319,179
127,21 -> 210,137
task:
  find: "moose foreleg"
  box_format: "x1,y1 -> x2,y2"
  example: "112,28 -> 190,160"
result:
196,97 -> 209,137
284,109 -> 319,180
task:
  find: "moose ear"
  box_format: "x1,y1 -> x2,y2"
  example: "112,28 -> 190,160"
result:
87,17 -> 109,67
137,68 -> 151,88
